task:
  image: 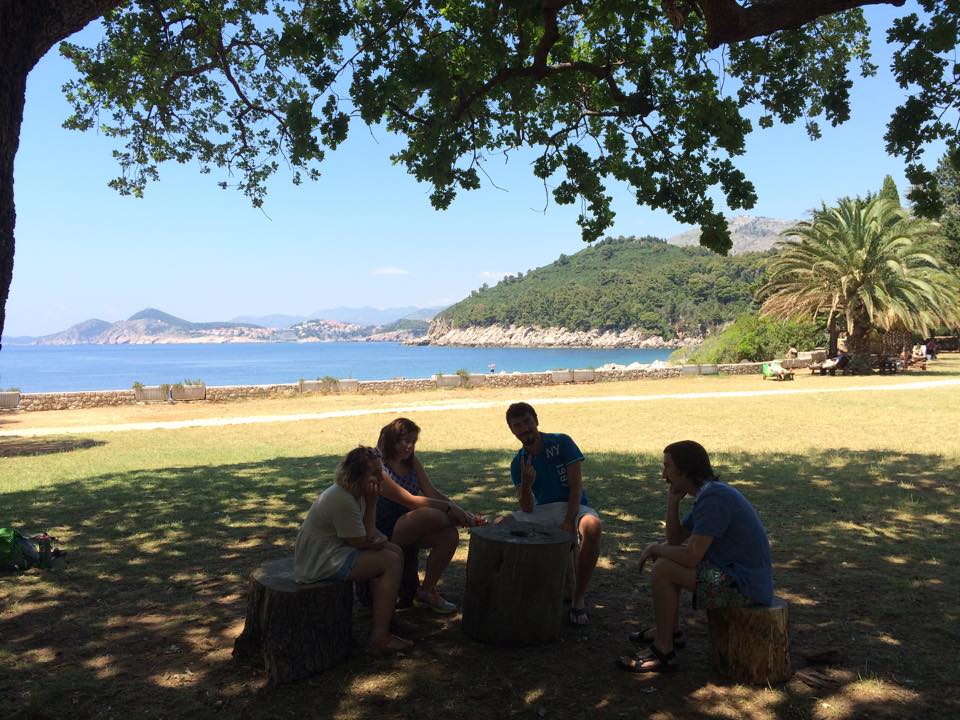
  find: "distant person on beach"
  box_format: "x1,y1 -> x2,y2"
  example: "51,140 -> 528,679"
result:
488,362 -> 496,373
618,440 -> 772,673
504,401 -> 602,626
785,346 -> 798,359
375,417 -> 484,614
294,446 -> 412,656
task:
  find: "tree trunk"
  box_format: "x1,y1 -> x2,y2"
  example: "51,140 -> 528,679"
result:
707,597 -> 792,685
461,521 -> 573,646
0,1 -> 123,347
233,557 -> 353,685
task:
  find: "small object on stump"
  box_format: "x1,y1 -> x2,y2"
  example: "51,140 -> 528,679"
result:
233,557 -> 352,685
708,596 -> 792,685
461,521 -> 572,646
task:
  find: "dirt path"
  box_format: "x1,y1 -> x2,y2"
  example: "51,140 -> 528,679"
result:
4,377 -> 958,437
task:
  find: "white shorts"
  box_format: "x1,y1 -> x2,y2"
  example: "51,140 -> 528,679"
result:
511,501 -> 599,543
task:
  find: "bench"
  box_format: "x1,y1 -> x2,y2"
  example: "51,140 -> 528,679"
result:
707,596 -> 792,685
876,358 -> 898,374
233,557 -> 353,684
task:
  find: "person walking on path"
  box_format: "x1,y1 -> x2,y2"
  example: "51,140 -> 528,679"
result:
505,401 -> 603,626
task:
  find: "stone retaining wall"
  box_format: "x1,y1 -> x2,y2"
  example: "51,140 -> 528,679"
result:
12,359 -> 812,412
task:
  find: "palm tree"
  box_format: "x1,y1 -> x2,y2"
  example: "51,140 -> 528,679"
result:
758,197 -> 960,356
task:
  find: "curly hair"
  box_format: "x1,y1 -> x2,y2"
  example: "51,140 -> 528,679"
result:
335,446 -> 380,494
377,417 -> 421,461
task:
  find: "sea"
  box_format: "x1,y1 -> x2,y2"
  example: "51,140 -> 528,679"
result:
0,343 -> 675,393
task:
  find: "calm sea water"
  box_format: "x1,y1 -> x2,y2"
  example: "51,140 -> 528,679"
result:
0,343 -> 674,393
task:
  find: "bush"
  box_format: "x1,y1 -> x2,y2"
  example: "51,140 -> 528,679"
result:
675,313 -> 827,364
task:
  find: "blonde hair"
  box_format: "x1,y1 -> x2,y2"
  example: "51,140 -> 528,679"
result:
335,446 -> 380,494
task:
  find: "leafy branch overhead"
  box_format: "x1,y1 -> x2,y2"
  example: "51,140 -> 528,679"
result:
62,0 -> 958,252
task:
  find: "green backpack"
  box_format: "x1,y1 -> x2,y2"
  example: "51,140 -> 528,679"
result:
0,528 -> 45,571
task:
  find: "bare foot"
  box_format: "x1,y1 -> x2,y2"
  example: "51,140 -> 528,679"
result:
368,634 -> 414,657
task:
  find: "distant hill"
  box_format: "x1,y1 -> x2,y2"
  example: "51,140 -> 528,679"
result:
230,313 -> 309,328
666,216 -> 795,254
30,308 -> 432,345
434,236 -> 770,340
34,309 -> 276,345
307,305 -> 444,325
1,335 -> 36,345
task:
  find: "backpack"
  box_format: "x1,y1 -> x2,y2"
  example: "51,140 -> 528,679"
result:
0,528 -> 53,571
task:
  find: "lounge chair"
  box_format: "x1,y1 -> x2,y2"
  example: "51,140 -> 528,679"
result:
761,361 -> 794,381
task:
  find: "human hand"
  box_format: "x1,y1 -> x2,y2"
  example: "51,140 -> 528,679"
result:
470,513 -> 488,527
366,532 -> 386,549
521,455 -> 536,486
364,474 -> 381,500
560,517 -> 576,535
638,542 -> 660,572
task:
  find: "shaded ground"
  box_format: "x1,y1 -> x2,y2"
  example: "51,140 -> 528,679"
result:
2,448 -> 956,719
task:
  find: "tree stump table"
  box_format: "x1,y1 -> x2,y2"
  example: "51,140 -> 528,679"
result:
461,522 -> 573,646
233,557 -> 353,685
708,596 -> 792,685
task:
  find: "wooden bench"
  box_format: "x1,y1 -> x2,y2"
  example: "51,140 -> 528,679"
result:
233,557 -> 353,685
707,596 -> 792,685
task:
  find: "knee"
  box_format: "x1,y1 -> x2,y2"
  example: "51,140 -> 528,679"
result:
440,525 -> 459,547
579,515 -> 602,543
650,558 -> 672,585
384,541 -> 403,558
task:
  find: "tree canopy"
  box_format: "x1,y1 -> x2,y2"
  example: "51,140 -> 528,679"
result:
758,195 -> 960,353
5,0 -> 960,345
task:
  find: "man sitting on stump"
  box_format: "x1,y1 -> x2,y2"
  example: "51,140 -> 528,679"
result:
505,402 -> 602,626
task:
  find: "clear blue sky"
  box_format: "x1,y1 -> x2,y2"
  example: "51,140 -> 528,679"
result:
4,4 -> 939,337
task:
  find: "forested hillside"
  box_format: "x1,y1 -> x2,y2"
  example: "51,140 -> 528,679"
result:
438,237 -> 769,339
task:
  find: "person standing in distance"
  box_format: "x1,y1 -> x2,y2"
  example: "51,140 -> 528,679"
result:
505,402 -> 602,625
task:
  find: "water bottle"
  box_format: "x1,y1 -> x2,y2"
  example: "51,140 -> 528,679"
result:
37,533 -> 52,569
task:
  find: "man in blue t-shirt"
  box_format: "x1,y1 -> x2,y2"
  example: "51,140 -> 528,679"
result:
505,402 -> 603,626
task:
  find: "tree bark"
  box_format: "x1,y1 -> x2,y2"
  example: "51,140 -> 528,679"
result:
461,522 -> 573,646
232,557 -> 353,685
0,1 -> 122,348
707,597 -> 792,685
698,0 -> 906,49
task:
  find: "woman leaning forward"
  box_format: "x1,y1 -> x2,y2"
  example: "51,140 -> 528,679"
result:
294,446 -> 413,656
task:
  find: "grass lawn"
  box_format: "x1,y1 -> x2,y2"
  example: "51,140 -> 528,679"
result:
1,356 -> 958,719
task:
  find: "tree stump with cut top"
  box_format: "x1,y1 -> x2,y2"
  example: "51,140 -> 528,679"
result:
708,596 -> 792,685
461,522 -> 573,646
233,557 -> 352,685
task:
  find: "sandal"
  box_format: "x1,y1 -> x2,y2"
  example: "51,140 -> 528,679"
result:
568,606 -> 589,626
616,643 -> 678,673
367,634 -> 414,657
628,626 -> 686,650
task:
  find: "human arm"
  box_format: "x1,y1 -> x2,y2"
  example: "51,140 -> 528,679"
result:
665,488 -> 692,546
515,454 -> 536,513
379,465 -> 465,525
638,534 -> 714,571
412,455 -> 475,526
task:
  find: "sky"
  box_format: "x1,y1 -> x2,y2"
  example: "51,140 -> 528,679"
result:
4,4 -> 943,337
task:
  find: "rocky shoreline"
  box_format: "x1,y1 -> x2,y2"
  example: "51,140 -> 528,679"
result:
411,319 -> 702,349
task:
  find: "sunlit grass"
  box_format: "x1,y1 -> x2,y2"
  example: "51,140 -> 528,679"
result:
1,355 -> 958,718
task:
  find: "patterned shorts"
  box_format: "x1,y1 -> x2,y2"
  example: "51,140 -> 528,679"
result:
693,561 -> 751,611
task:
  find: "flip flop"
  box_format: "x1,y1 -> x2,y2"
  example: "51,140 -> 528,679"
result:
568,606 -> 589,626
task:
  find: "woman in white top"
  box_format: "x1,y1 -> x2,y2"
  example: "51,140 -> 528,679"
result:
294,446 -> 412,656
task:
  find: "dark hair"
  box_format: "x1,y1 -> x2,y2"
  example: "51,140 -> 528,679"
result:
377,417 -> 421,461
336,446 -> 380,493
663,440 -> 716,485
505,402 -> 538,425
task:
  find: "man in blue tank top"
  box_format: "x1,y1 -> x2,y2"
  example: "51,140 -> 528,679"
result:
506,402 -> 603,626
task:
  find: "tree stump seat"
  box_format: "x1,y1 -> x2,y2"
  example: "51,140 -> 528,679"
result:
707,596 -> 792,685
233,557 -> 353,685
461,521 -> 573,646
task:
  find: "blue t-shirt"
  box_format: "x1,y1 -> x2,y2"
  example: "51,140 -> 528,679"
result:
510,433 -> 588,506
682,480 -> 773,606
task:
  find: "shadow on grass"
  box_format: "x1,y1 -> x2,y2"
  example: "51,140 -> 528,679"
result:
1,449 -> 957,719
0,437 -> 106,457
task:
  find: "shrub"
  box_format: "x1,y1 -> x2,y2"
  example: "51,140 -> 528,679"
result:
675,313 -> 827,364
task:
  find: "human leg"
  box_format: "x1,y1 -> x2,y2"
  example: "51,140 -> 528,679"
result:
392,508 -> 459,613
571,511 -> 602,620
346,544 -> 409,652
